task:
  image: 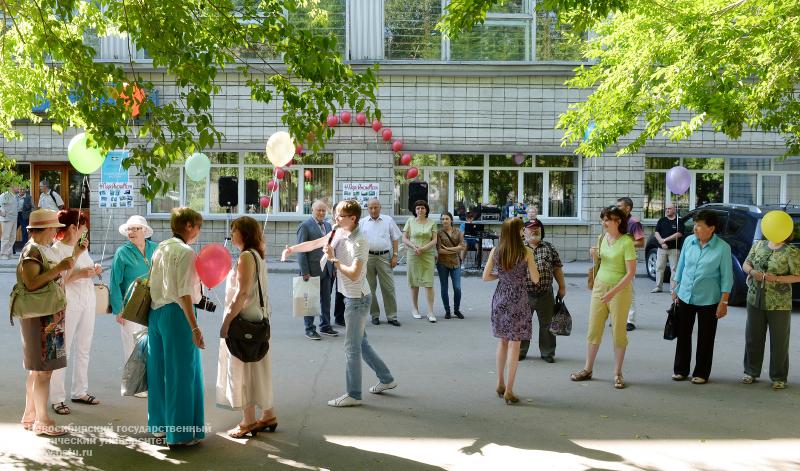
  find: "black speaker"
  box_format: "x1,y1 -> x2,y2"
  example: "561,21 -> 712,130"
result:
218,176 -> 238,207
245,179 -> 259,206
408,181 -> 428,213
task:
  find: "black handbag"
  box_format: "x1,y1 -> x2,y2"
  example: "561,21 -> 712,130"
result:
225,250 -> 271,363
663,300 -> 678,340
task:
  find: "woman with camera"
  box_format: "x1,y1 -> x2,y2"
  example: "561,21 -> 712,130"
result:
49,209 -> 103,415
147,207 -> 206,448
217,216 -> 277,438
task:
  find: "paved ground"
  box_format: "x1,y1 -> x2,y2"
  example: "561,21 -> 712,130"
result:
1,264 -> 800,470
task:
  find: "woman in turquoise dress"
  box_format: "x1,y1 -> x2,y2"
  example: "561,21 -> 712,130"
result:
402,200 -> 438,322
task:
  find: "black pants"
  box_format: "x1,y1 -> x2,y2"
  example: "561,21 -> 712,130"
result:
674,300 -> 719,379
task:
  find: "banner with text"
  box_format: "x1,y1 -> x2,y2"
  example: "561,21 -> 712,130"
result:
342,182 -> 379,209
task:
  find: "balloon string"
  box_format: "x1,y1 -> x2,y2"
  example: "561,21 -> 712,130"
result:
98,211 -> 113,282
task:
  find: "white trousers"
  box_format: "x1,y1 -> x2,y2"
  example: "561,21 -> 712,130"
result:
0,219 -> 16,256
120,318 -> 146,365
655,248 -> 679,289
50,302 -> 96,403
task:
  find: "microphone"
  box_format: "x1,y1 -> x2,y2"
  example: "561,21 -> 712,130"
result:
327,224 -> 338,245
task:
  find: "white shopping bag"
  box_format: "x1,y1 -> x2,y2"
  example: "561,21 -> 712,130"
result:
293,276 -> 321,318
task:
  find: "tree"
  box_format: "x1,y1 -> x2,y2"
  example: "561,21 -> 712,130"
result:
440,0 -> 800,159
0,0 -> 380,199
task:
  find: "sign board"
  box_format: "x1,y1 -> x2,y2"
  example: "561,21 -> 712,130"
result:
99,150 -> 134,208
341,182 -> 379,208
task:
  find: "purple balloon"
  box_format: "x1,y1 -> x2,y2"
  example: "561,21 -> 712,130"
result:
512,153 -> 525,165
666,166 -> 691,194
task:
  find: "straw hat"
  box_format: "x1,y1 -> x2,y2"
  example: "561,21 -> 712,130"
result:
119,215 -> 154,238
27,209 -> 65,229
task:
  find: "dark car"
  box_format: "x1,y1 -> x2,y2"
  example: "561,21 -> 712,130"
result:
645,203 -> 800,306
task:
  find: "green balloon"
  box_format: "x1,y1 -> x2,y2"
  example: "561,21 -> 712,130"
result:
185,152 -> 211,181
67,133 -> 105,174
304,183 -> 314,193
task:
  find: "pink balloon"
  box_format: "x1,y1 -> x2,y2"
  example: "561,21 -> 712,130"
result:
400,153 -> 412,166
195,244 -> 231,289
340,111 -> 352,124
356,112 -> 366,125
326,114 -> 339,127
267,180 -> 279,193
304,169 -> 313,179
666,166 -> 691,194
371,119 -> 382,132
391,140 -> 403,152
512,153 -> 525,165
381,128 -> 393,142
275,167 -> 285,180
259,195 -> 271,208
406,167 -> 418,179
295,143 -> 303,155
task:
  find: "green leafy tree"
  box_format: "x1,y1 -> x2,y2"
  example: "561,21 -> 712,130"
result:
0,0 -> 379,199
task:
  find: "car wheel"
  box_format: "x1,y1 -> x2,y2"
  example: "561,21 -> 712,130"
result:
646,250 -> 657,281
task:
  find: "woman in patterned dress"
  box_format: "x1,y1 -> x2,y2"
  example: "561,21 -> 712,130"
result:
482,218 -> 539,404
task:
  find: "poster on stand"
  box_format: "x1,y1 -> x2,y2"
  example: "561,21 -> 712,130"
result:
341,182 -> 379,209
99,150 -> 134,209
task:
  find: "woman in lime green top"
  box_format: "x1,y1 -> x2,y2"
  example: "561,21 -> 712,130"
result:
571,206 -> 637,389
402,200 -> 438,322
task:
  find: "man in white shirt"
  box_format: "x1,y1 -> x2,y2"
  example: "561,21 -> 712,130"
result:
360,198 -> 402,326
0,184 -> 19,259
39,180 -> 65,211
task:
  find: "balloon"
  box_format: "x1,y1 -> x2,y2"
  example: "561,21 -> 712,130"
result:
266,131 -> 294,167
512,153 -> 525,165
267,180 -> 279,193
304,183 -> 314,193
67,133 -> 105,174
195,244 -> 231,289
406,167 -> 418,179
371,119 -> 382,132
340,111 -> 352,124
761,211 -> 795,243
391,140 -> 403,152
274,167 -> 285,180
259,196 -> 271,208
356,112 -> 366,125
381,128 -> 393,142
184,152 -> 210,181
400,153 -> 412,166
304,169 -> 313,179
666,166 -> 691,194
326,114 -> 339,127
295,143 -> 303,155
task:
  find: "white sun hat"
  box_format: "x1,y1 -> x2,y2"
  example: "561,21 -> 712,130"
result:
119,215 -> 154,239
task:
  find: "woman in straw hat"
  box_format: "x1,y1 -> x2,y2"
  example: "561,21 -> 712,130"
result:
16,209 -> 83,436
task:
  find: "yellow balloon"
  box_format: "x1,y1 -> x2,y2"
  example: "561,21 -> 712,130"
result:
761,210 -> 794,243
266,131 -> 294,168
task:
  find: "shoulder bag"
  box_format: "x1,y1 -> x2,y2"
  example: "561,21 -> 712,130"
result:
587,233 -> 604,290
120,253 -> 153,327
226,250 -> 271,363
9,249 -> 67,325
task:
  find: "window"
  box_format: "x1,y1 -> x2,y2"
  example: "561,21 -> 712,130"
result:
451,24 -> 529,61
535,10 -> 585,61
384,0 -> 441,60
289,0 -> 347,57
394,153 -> 580,218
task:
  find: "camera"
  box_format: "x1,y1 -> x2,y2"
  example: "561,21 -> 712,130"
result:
195,295 -> 217,313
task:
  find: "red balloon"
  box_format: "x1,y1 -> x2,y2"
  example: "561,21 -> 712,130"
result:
267,180 -> 279,193
295,143 -> 303,155
391,139 -> 403,152
340,111 -> 352,124
259,195 -> 271,208
326,114 -> 339,127
355,112 -> 366,125
304,169 -> 313,179
371,119 -> 382,132
400,153 -> 412,166
381,128 -> 393,141
195,244 -> 231,289
406,167 -> 419,179
275,167 -> 285,180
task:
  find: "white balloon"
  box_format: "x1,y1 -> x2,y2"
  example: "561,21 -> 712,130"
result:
185,152 -> 211,182
266,131 -> 294,168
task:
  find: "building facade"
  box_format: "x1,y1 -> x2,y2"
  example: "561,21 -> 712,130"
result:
4,1 -> 798,261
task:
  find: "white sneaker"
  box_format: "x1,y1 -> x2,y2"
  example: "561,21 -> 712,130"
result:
651,287 -> 663,293
369,381 -> 397,394
427,314 -> 437,323
412,310 -> 422,319
134,391 -> 148,398
327,394 -> 362,407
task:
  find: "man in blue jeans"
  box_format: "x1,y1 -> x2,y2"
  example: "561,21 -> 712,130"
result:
323,200 -> 396,407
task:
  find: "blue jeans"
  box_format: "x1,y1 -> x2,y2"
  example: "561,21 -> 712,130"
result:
343,294 -> 393,400
304,273 -> 332,332
436,263 -> 462,312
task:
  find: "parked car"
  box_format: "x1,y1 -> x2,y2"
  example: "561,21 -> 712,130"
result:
645,203 -> 800,306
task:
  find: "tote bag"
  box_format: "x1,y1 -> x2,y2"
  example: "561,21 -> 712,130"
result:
292,276 -> 321,317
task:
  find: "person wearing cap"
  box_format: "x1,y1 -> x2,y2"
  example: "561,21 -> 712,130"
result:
520,219 -> 566,363
17,209 -> 81,436
49,210 -> 103,415
109,215 -> 158,389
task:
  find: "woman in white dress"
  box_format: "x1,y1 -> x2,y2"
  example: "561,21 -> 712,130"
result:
49,209 -> 102,415
218,216 -> 277,438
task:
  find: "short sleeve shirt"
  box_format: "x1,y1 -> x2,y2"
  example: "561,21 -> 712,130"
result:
627,216 -> 645,241
335,227 -> 371,298
745,241 -> 800,311
38,191 -> 64,211
596,234 -> 637,285
149,238 -> 202,309
525,241 -> 563,295
655,216 -> 682,250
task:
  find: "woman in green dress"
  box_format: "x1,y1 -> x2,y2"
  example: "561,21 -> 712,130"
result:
403,200 -> 438,322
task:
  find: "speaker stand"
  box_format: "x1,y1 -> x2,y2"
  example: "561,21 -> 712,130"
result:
223,206 -> 233,248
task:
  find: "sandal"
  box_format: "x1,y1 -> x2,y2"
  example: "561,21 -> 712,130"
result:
772,381 -> 786,390
614,375 -> 626,389
255,417 -> 278,433
52,402 -> 71,415
71,394 -> 100,405
671,374 -> 687,381
741,375 -> 755,384
691,377 -> 707,384
33,420 -> 68,437
570,369 -> 593,381
21,419 -> 35,431
228,422 -> 259,439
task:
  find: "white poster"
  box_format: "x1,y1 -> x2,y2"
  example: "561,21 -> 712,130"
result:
342,182 -> 379,209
